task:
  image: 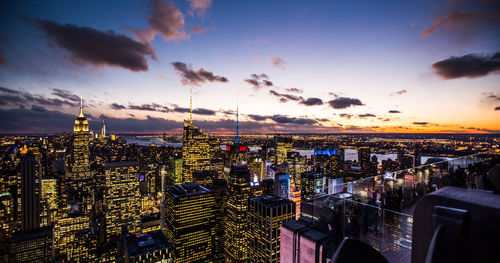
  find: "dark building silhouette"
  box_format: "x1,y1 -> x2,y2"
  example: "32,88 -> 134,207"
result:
20,152 -> 41,231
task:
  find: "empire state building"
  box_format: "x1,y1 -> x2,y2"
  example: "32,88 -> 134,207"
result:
70,100 -> 91,187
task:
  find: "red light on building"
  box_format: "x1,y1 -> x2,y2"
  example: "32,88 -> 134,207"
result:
239,146 -> 247,152
226,146 -> 231,151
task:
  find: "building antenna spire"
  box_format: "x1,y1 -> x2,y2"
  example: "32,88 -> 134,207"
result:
236,102 -> 240,143
189,88 -> 193,124
80,96 -> 83,108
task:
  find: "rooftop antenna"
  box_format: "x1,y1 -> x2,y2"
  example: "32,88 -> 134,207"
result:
80,96 -> 83,108
236,103 -> 240,143
189,88 -> 193,124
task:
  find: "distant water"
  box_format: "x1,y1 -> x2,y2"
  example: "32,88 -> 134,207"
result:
125,137 -> 182,147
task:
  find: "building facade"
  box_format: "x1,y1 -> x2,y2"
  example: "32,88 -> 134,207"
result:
225,164 -> 251,262
104,162 -> 141,241
182,121 -> 212,183
163,182 -> 216,262
247,195 -> 295,263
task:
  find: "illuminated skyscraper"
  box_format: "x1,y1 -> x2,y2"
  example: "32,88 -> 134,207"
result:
182,91 -> 214,183
69,99 -> 92,211
0,192 -> 14,240
286,151 -> 306,191
274,135 -> 293,165
206,179 -> 228,263
101,119 -> 106,138
40,178 -> 58,227
104,162 -> 141,241
301,171 -> 327,201
225,164 -> 251,262
163,182 -> 216,262
193,170 -> 219,186
9,226 -> 53,263
247,195 -> 295,262
72,99 -> 91,180
314,148 -> 343,178
182,121 -> 212,183
54,202 -> 96,261
289,177 -> 301,219
225,106 -> 248,166
168,153 -> 183,186
273,173 -> 290,199
358,147 -> 371,171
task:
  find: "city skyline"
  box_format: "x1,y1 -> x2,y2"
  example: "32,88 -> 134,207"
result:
1,0 -> 500,134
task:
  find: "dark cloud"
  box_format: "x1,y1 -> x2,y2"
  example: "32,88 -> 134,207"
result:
413,122 -> 429,126
495,106 -> 500,111
286,88 -> 303,93
268,115 -> 317,125
328,97 -> 364,109
51,88 -> 80,103
245,74 -> 273,90
388,110 -> 401,113
269,57 -> 285,69
339,113 -> 352,119
432,51 -> 500,79
0,54 -> 5,65
299,97 -> 323,106
193,108 -> 216,115
0,86 -> 77,108
269,90 -> 303,103
191,25 -> 209,34
129,103 -> 169,113
358,113 -> 376,118
246,114 -> 318,125
110,103 -> 127,110
172,107 -> 216,116
171,62 -> 228,86
269,90 -> 322,106
390,89 -> 407,96
0,87 -> 21,95
36,19 -> 155,72
129,0 -> 189,43
0,107 -> 78,133
31,105 -> 47,112
247,115 -> 266,121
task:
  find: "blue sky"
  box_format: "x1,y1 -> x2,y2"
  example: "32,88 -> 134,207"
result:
0,0 -> 499,134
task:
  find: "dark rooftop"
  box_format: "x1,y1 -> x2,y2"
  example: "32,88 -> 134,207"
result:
249,195 -> 294,208
165,182 -> 211,197
104,161 -> 139,168
124,230 -> 171,257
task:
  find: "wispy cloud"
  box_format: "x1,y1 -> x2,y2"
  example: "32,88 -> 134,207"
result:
245,74 -> 273,90
129,0 -> 189,43
269,57 -> 286,69
390,89 -> 407,96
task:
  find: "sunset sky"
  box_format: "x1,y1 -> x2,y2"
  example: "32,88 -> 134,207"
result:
0,0 -> 499,134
